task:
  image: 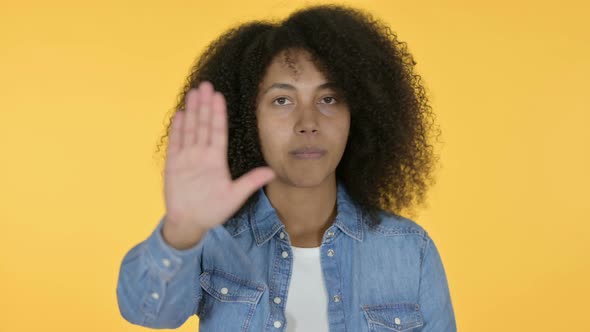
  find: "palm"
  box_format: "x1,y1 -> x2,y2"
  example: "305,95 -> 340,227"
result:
163,81 -> 275,231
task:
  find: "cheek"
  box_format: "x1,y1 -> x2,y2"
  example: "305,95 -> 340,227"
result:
257,119 -> 286,154
335,116 -> 351,144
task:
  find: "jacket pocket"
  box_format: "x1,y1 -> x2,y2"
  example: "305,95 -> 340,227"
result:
198,269 -> 265,331
362,303 -> 424,332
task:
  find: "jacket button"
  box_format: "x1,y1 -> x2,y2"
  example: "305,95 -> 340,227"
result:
151,292 -> 159,300
279,232 -> 285,239
394,317 -> 401,324
327,249 -> 335,257
282,251 -> 289,258
220,287 -> 228,295
274,297 -> 282,304
274,320 -> 282,328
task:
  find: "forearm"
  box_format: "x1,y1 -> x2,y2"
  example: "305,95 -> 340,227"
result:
116,215 -> 205,328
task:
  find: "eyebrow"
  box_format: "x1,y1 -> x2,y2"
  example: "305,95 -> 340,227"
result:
262,82 -> 339,95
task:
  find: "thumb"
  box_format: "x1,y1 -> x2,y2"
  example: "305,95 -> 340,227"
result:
231,167 -> 276,203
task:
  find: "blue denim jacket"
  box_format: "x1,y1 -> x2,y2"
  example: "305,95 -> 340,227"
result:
116,179 -> 457,331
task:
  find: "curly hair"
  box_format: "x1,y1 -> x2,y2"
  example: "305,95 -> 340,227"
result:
153,4 -> 442,229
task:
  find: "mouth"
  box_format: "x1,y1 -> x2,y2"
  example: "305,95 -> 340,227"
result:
290,147 -> 327,160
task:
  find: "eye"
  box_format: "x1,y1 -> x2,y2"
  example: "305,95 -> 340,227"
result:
320,96 -> 337,104
272,97 -> 292,106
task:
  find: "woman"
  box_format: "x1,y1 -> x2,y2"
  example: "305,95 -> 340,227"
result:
117,4 -> 456,331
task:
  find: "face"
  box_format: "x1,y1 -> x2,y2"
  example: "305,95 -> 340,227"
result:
256,49 -> 351,188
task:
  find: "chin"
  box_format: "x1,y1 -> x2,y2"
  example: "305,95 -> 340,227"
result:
286,173 -> 332,188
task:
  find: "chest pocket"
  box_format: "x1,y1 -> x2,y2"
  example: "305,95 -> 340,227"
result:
198,269 -> 266,332
362,303 -> 424,332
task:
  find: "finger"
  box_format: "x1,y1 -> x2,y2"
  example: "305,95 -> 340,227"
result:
197,81 -> 213,146
168,110 -> 184,156
232,167 -> 276,203
183,89 -> 199,148
211,91 -> 228,156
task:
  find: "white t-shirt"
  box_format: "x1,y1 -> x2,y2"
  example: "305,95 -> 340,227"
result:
284,245 -> 330,332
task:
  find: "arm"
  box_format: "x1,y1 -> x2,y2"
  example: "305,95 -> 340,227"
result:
418,235 -> 457,331
116,215 -> 206,328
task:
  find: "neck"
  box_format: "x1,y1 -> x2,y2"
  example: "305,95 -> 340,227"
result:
263,175 -> 338,248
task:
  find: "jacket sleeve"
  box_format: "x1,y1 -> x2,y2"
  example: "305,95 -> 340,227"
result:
418,234 -> 457,332
116,215 -> 206,329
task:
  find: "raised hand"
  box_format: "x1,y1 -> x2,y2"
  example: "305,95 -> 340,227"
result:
162,81 -> 276,249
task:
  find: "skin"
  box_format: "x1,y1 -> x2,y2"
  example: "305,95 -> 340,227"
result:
255,49 -> 351,247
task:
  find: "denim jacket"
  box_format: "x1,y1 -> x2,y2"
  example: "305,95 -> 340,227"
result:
116,179 -> 457,331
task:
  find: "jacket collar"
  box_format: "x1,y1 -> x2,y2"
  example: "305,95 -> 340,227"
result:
249,178 -> 364,246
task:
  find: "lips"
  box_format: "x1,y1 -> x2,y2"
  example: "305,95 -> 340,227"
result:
290,147 -> 327,159
290,147 -> 326,154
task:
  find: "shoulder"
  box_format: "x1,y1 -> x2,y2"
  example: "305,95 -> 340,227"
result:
365,209 -> 430,240
222,213 -> 250,237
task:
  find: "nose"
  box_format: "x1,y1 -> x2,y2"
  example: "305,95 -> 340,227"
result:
294,104 -> 319,136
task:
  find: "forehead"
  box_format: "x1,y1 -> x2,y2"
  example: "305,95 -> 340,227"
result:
262,49 -> 327,82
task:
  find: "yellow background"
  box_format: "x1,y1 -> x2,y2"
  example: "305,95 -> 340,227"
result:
1,0 -> 588,331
